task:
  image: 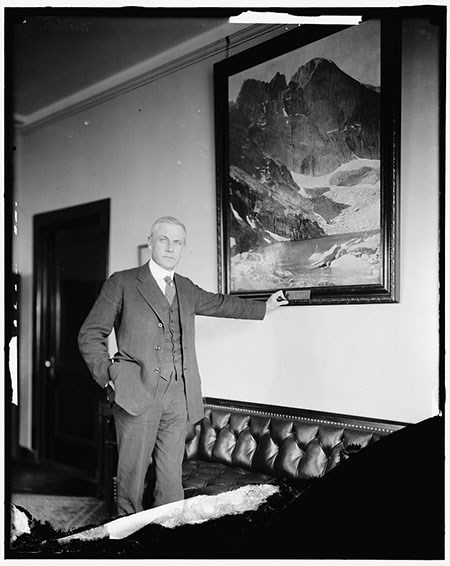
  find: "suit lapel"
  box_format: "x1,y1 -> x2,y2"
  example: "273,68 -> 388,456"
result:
137,264 -> 166,323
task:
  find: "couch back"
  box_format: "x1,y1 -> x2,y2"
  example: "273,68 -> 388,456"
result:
185,398 -> 406,482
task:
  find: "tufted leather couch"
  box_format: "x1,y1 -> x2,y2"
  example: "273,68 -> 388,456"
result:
181,398 -> 406,500
98,397 -> 406,514
11,413 -> 440,560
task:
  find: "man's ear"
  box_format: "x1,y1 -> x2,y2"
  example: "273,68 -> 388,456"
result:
147,235 -> 152,251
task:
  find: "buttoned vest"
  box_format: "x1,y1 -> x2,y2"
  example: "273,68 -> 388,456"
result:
160,291 -> 183,380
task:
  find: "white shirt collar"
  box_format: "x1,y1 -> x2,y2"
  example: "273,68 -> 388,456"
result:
149,258 -> 174,281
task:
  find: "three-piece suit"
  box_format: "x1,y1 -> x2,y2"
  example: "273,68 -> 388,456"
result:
78,263 -> 266,514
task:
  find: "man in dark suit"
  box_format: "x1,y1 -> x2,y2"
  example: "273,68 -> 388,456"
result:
78,216 -> 287,516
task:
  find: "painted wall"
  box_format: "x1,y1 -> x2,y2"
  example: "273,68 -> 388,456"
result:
14,19 -> 440,448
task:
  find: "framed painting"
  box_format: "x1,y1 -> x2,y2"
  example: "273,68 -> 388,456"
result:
214,18 -> 400,304
138,243 -> 150,265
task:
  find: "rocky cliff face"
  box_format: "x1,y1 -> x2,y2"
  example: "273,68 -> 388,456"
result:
233,58 -> 380,176
227,58 -> 380,253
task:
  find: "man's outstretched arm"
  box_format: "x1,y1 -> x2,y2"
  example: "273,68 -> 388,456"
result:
192,282 -> 288,319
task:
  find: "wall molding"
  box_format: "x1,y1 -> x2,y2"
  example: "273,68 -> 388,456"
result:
17,23 -> 287,136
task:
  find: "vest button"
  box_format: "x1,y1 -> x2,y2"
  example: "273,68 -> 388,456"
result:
158,323 -> 163,328
154,368 -> 160,373
155,346 -> 161,350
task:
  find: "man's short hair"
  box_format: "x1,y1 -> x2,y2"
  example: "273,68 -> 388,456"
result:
150,216 -> 187,238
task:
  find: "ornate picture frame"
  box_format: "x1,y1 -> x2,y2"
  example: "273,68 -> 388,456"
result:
214,18 -> 400,304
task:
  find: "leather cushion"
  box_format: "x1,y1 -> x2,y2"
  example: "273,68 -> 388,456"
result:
182,459 -> 275,498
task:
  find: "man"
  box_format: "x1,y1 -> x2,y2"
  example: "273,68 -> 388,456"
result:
78,216 -> 288,516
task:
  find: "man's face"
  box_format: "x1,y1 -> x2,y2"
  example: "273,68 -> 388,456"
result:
149,222 -> 186,270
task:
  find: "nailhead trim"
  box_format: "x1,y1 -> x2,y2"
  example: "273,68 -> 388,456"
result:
204,403 -> 396,435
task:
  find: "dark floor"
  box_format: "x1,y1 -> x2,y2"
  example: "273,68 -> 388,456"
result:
10,459 -> 97,496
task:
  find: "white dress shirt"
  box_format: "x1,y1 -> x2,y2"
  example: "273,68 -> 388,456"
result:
149,258 -> 174,294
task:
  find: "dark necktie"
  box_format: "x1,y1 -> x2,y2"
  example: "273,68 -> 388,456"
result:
164,275 -> 175,304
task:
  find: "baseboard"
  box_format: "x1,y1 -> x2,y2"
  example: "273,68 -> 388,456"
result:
18,446 -> 39,465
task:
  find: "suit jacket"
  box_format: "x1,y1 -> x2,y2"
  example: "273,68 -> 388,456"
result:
78,264 -> 266,422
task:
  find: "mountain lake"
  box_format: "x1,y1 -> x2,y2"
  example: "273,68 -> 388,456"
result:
231,230 -> 381,291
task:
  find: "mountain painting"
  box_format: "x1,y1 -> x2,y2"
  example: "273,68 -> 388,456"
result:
222,22 -> 384,295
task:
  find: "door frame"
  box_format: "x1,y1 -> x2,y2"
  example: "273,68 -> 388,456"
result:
32,199 -> 110,463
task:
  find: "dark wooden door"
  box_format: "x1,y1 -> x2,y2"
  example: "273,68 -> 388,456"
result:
33,200 -> 110,476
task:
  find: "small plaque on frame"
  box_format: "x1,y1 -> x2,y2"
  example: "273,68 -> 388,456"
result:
285,290 -> 311,301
